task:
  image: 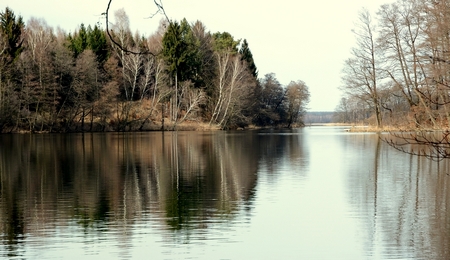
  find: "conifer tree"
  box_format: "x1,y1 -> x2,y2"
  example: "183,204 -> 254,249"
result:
68,24 -> 88,58
162,19 -> 200,123
0,7 -> 24,65
239,39 -> 258,78
87,24 -> 108,65
0,7 -> 24,130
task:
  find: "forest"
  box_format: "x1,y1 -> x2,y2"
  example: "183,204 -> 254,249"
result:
335,0 -> 450,131
0,7 -> 310,133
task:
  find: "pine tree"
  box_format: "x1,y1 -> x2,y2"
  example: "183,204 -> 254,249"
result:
162,19 -> 200,82
239,39 -> 258,78
212,32 -> 239,53
68,24 -> 88,58
0,7 -> 24,65
0,7 -> 24,130
87,24 -> 108,65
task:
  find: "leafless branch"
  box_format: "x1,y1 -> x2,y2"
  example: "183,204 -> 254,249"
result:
104,0 -> 169,56
382,130 -> 450,161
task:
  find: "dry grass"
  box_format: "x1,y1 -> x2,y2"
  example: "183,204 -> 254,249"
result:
344,124 -> 448,133
174,122 -> 221,131
346,125 -> 393,132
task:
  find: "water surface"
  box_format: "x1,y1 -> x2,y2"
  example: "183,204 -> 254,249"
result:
1,127 -> 449,259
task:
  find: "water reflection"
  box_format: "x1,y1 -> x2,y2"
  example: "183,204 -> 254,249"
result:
2,128 -> 450,259
344,133 -> 450,259
0,130 -> 306,258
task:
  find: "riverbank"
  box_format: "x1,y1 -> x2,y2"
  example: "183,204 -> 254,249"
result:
341,124 -> 450,133
306,123 -> 408,132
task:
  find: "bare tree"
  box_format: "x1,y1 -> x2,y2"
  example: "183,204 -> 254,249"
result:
109,9 -> 140,130
177,81 -> 206,124
284,80 -> 310,128
218,56 -> 254,127
72,50 -> 100,131
382,0 -> 450,160
139,56 -> 171,130
377,0 -> 436,127
24,17 -> 56,131
341,8 -> 383,128
420,0 -> 450,127
209,49 -> 254,129
104,0 -> 166,56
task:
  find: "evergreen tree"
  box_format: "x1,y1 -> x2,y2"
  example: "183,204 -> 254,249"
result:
212,32 -> 239,53
68,23 -> 88,58
239,39 -> 258,78
0,7 -> 24,130
163,19 -> 202,123
162,19 -> 200,82
162,21 -> 184,79
87,24 -> 108,65
162,20 -> 186,122
0,7 -> 24,65
178,19 -> 201,85
191,20 -> 216,94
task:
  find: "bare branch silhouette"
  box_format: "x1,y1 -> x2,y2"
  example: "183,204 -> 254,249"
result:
383,130 -> 450,161
104,0 -> 169,56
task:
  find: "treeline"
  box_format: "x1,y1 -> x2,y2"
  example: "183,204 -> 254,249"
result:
304,112 -> 334,124
336,0 -> 450,129
0,7 -> 310,132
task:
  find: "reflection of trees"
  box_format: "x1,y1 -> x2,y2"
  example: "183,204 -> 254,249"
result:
345,134 -> 450,259
160,132 -> 261,230
0,131 -> 261,253
256,129 -> 308,178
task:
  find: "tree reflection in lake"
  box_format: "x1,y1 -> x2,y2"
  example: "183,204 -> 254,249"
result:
345,133 -> 450,259
0,130 -> 306,258
4,128 -> 450,259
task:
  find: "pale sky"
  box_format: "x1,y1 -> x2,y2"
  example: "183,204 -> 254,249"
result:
5,0 -> 395,111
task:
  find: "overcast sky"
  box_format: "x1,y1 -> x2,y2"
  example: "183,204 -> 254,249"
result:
5,0 -> 395,111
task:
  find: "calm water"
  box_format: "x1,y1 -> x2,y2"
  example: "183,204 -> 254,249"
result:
1,127 -> 450,259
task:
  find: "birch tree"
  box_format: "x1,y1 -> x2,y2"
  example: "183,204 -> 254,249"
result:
24,17 -> 56,130
110,8 -> 139,130
209,32 -> 255,128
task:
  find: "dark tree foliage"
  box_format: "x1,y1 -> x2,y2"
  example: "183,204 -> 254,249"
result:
0,5 -> 311,132
68,24 -> 88,58
0,7 -> 25,131
251,74 -> 310,128
178,19 -> 201,84
87,24 -> 109,65
212,31 -> 239,53
68,24 -> 109,65
253,73 -> 287,126
162,19 -> 200,82
0,7 -> 24,65
239,39 -> 258,78
191,20 -> 216,93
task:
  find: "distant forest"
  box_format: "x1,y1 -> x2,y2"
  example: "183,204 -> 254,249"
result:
304,112 -> 334,124
0,7 -> 310,133
337,0 -> 450,129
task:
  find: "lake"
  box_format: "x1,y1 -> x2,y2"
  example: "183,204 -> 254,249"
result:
1,126 -> 449,259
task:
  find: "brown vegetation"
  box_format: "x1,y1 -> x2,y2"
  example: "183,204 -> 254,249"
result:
0,6 -> 310,133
